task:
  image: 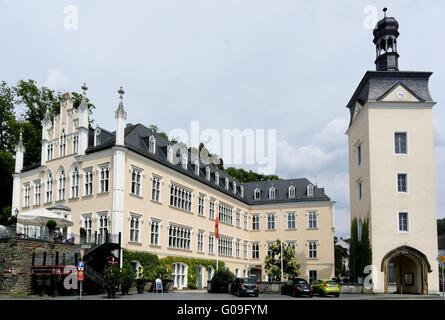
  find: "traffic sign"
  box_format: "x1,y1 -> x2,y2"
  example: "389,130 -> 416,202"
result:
77,270 -> 85,281
77,261 -> 85,271
437,255 -> 445,265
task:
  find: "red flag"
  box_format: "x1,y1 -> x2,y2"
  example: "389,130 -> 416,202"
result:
215,216 -> 219,239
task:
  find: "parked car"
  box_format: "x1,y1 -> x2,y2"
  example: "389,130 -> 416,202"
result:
230,277 -> 259,297
311,279 -> 341,297
280,278 -> 314,297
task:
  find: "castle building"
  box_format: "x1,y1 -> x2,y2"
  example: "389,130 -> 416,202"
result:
346,9 -> 439,294
11,86 -> 335,289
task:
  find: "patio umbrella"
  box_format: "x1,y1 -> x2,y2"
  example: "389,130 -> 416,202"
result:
17,208 -> 73,228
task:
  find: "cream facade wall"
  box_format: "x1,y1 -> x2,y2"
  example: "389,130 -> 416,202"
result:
347,99 -> 439,293
14,137 -> 335,284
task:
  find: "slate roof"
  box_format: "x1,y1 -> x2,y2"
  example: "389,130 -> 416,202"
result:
85,123 -> 331,205
346,70 -> 434,127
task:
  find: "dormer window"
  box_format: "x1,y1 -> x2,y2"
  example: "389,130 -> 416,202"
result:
167,145 -> 173,163
206,167 -> 210,181
94,127 -> 101,146
307,184 -> 314,197
149,135 -> 156,154
232,181 -> 237,194
225,177 -> 229,190
194,160 -> 200,175
288,185 -> 295,199
269,187 -> 276,199
215,172 -> 220,185
181,152 -> 188,170
254,188 -> 261,200
240,185 -> 244,197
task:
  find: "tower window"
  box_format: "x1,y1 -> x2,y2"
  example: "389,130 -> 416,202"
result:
395,132 -> 407,154
355,143 -> 362,166
398,212 -> 408,232
356,181 -> 363,200
397,173 -> 407,193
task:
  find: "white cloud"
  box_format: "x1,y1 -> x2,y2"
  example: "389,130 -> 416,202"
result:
276,117 -> 351,236
44,69 -> 71,91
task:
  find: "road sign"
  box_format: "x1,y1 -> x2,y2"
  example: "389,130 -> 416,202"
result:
77,261 -> 85,271
437,255 -> 445,265
77,270 -> 84,281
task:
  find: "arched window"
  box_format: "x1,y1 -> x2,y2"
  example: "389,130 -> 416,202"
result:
167,145 -> 173,163
71,166 -> 80,198
307,184 -> 314,197
45,171 -> 53,203
288,185 -> 296,198
194,160 -> 200,175
205,167 -> 210,181
149,135 -> 156,154
269,187 -> 276,199
254,188 -> 261,200
225,177 -> 229,190
181,152 -> 188,170
172,263 -> 188,289
215,172 -> 220,185
58,168 -> 66,201
60,129 -> 66,156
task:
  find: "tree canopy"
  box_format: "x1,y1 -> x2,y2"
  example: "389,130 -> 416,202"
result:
264,240 -> 300,280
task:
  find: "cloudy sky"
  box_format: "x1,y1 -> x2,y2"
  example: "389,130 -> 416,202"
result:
1,0 -> 444,237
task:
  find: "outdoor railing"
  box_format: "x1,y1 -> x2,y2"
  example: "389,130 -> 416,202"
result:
0,226 -> 119,248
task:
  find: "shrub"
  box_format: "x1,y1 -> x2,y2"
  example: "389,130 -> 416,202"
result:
104,265 -> 120,288
46,220 -> 57,231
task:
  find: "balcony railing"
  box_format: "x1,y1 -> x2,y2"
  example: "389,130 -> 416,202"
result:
0,226 -> 119,247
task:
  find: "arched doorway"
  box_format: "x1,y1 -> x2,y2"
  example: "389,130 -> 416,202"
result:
381,246 -> 432,294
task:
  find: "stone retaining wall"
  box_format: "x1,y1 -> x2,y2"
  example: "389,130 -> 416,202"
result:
0,238 -> 80,295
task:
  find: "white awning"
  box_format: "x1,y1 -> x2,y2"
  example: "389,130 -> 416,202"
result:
17,208 -> 73,228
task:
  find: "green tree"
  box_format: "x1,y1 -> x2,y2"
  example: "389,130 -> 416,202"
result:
264,240 -> 300,281
226,167 -> 280,183
349,217 -> 372,282
438,218 -> 445,236
334,242 -> 348,277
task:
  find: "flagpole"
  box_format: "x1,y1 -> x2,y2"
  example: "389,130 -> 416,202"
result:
280,210 -> 284,281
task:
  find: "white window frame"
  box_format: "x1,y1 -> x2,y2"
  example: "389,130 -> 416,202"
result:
34,180 -> 41,206
84,169 -> 93,196
99,165 -> 110,193
150,219 -> 160,245
394,131 -> 408,155
308,211 -> 318,229
254,188 -> 261,200
23,183 -> 31,207
397,173 -> 408,193
287,212 -> 296,229
251,242 -> 260,259
288,185 -> 295,199
151,175 -> 162,202
149,135 -> 156,154
269,187 -> 276,199
45,171 -> 53,203
131,168 -> 142,196
129,214 -> 141,243
57,169 -> 66,201
267,213 -> 276,230
252,214 -> 260,230
198,194 -> 205,216
308,241 -> 318,259
398,211 -> 409,233
70,166 -> 80,198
